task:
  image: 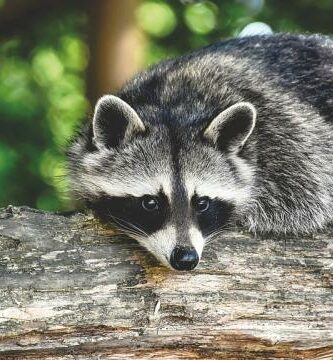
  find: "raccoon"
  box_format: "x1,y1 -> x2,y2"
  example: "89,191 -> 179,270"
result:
67,33 -> 333,271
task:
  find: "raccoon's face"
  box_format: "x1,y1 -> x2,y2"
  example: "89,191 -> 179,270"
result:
69,95 -> 256,271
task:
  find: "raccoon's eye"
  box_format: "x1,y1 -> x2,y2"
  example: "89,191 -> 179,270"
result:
142,196 -> 159,211
194,197 -> 210,213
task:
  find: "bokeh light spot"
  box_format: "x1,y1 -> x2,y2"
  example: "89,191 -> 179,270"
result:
0,59 -> 38,119
184,1 -> 218,35
136,2 -> 177,38
60,35 -> 89,71
32,48 -> 64,85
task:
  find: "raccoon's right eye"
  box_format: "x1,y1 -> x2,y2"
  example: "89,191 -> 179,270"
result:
193,196 -> 210,213
142,196 -> 159,211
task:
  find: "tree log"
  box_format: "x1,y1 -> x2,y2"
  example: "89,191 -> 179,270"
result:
0,206 -> 332,359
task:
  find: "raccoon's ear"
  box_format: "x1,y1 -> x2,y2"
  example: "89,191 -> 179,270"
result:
203,102 -> 256,152
92,95 -> 145,149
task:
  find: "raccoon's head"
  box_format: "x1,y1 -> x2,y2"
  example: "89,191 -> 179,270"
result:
68,95 -> 256,271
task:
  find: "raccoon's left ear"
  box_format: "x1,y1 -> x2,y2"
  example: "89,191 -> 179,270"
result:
92,95 -> 146,149
203,102 -> 256,152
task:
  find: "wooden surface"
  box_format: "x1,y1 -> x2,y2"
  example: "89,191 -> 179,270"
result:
0,206 -> 332,359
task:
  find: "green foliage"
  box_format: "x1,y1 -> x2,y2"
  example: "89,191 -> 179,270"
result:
0,1 -> 332,211
138,0 -> 256,65
136,1 -> 177,38
0,10 -> 88,210
184,2 -> 218,35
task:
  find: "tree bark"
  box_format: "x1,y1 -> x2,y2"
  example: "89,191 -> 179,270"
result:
0,206 -> 332,359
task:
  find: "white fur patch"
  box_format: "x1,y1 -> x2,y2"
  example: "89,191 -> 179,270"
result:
185,173 -> 252,206
189,226 -> 204,258
76,151 -> 173,199
136,226 -> 176,267
78,173 -> 170,198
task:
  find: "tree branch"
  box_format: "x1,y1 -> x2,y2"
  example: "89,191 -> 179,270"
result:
0,206 -> 332,359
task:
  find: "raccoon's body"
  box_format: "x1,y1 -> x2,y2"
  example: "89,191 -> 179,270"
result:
68,34 -> 333,270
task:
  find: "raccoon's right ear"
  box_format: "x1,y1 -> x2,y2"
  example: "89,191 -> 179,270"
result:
92,95 -> 145,149
203,102 -> 256,153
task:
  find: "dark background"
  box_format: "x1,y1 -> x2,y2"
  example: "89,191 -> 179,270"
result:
0,0 -> 332,211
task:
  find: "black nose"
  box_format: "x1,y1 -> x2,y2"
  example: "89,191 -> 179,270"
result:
170,246 -> 199,271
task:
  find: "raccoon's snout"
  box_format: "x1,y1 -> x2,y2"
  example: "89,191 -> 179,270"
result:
170,246 -> 199,271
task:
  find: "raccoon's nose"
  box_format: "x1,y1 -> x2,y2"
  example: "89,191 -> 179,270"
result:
170,246 -> 199,271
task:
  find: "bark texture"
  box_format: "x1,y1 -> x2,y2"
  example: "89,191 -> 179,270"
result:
0,206 -> 332,359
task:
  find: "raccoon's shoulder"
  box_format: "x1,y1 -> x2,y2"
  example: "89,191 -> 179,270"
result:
216,33 -> 333,119
122,33 -> 333,81
120,33 -> 333,97
119,33 -> 333,126
202,32 -> 332,56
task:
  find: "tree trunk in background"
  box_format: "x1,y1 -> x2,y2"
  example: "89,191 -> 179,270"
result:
87,0 -> 145,105
0,206 -> 332,359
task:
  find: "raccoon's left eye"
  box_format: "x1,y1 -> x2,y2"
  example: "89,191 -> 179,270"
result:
142,196 -> 159,211
194,197 -> 210,213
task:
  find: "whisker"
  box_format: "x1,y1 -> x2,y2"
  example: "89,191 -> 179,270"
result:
107,212 -> 149,238
204,221 -> 237,245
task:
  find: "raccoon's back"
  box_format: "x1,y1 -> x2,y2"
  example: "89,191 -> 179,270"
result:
119,33 -> 333,127
212,33 -> 333,121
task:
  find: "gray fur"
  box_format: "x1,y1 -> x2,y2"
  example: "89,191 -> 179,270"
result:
67,33 -> 333,267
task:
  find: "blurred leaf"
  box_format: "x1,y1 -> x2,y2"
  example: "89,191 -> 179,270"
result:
0,58 -> 39,119
184,1 -> 218,34
136,1 -> 177,38
60,35 -> 89,71
0,143 -> 18,175
32,48 -> 64,85
0,38 -> 21,55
